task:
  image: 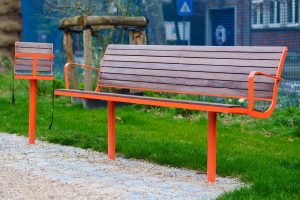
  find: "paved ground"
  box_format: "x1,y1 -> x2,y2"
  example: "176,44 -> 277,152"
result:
0,133 -> 243,200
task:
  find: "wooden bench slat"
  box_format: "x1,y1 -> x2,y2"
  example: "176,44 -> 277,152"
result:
102,61 -> 277,75
100,67 -> 275,83
106,49 -> 283,60
56,89 -> 243,108
108,44 -> 285,53
100,79 -> 273,99
101,73 -> 274,91
15,48 -> 53,54
15,65 -> 51,72
104,55 -> 279,68
15,58 -> 53,66
15,42 -> 53,49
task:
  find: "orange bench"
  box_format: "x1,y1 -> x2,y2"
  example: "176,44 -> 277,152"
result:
55,45 -> 288,182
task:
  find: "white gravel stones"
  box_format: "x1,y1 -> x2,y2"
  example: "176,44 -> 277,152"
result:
0,133 -> 243,199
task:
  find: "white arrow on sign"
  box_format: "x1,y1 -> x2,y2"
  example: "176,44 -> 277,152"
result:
180,2 -> 191,13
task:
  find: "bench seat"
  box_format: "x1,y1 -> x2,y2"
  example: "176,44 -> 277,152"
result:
55,89 -> 244,112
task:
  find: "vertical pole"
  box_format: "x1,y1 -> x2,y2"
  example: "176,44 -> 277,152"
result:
83,28 -> 93,92
108,101 -> 116,160
183,16 -> 186,43
63,30 -> 78,90
207,111 -> 217,182
28,79 -> 37,144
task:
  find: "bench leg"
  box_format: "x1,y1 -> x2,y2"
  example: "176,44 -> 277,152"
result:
207,111 -> 217,182
108,101 -> 116,160
28,79 -> 37,144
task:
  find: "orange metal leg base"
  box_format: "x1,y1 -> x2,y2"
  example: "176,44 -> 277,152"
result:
108,101 -> 116,160
207,112 -> 217,182
28,79 -> 37,144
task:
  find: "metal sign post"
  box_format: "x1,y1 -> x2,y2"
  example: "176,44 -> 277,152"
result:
177,0 -> 193,44
14,42 -> 54,144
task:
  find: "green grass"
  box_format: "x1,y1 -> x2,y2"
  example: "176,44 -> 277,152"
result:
1,73 -> 300,199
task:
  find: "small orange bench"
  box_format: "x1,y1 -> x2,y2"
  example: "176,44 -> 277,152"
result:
55,45 -> 288,182
14,42 -> 54,144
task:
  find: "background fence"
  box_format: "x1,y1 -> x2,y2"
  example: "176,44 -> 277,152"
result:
21,0 -> 300,106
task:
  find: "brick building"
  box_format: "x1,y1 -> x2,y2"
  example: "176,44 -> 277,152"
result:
162,0 -> 299,51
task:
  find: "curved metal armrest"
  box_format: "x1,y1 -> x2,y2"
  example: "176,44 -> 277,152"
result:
64,62 -> 99,89
247,71 -> 283,118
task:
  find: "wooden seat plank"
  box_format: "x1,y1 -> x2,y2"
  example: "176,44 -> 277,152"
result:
108,44 -> 284,53
15,42 -> 53,49
104,55 -> 279,68
106,49 -> 283,60
15,65 -> 51,72
15,58 -> 53,66
56,89 -> 243,108
100,73 -> 274,91
100,67 -> 275,83
102,61 -> 277,75
99,79 -> 273,99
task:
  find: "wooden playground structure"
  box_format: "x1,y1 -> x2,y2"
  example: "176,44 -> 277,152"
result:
59,16 -> 148,91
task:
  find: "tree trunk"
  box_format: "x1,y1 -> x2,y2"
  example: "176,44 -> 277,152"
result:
144,0 -> 166,45
83,28 -> 93,91
63,31 -> 79,89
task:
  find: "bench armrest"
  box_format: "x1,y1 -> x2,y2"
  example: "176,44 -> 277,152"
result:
247,71 -> 283,118
64,62 -> 99,89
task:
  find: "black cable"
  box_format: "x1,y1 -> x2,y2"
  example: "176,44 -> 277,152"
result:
48,80 -> 55,130
12,67 -> 15,105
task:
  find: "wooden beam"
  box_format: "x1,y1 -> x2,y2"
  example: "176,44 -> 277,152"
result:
86,16 -> 148,27
83,28 -> 93,92
59,16 -> 85,29
63,31 -> 79,89
66,25 -> 115,32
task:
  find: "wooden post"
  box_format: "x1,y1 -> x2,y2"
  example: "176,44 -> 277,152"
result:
129,31 -> 147,45
63,31 -> 79,89
207,112 -> 217,182
129,30 -> 146,95
83,28 -> 93,91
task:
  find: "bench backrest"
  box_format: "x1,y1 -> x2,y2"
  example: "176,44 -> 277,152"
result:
99,45 -> 287,101
15,42 -> 53,75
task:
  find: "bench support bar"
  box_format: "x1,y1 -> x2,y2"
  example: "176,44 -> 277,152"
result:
29,80 -> 37,144
207,112 -> 217,182
108,101 -> 116,160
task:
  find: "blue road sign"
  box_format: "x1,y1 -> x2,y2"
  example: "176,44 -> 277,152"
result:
177,0 -> 193,16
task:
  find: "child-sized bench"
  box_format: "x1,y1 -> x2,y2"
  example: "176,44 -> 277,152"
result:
55,45 -> 287,182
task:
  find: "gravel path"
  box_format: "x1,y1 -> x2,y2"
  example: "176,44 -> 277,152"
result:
0,133 -> 243,200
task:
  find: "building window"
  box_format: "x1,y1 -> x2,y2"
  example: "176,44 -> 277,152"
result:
287,0 -> 299,24
270,0 -> 281,24
252,1 -> 264,28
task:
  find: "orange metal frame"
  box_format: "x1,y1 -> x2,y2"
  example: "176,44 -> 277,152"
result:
14,51 -> 54,144
55,46 -> 288,182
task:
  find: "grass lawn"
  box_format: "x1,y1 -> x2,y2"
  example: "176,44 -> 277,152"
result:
0,73 -> 300,199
